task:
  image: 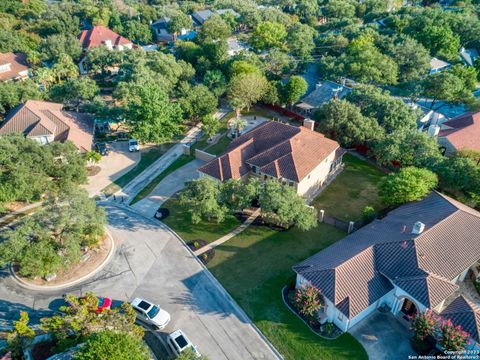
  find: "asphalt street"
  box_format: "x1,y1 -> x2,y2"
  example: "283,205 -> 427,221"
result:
0,204 -> 280,360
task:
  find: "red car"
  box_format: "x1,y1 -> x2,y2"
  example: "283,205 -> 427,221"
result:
96,297 -> 112,312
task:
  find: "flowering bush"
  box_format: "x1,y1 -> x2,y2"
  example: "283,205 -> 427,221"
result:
439,319 -> 470,351
294,285 -> 323,320
411,310 -> 438,341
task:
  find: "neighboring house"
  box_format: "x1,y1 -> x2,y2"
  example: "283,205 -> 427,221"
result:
293,192 -> 480,348
79,25 -> 133,51
437,111 -> 480,154
151,17 -> 196,43
460,47 -> 479,67
226,37 -> 250,56
0,100 -> 94,152
198,120 -> 345,198
430,57 -> 451,74
0,52 -> 29,82
191,8 -> 239,26
295,80 -> 351,116
407,102 -> 447,131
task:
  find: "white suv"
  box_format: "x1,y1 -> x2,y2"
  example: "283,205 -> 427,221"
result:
167,330 -> 201,357
130,298 -> 170,329
128,138 -> 140,152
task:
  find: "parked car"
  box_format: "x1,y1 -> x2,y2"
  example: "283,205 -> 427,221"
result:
167,330 -> 201,357
64,295 -> 112,313
129,138 -> 140,152
130,298 -> 170,329
95,142 -> 109,156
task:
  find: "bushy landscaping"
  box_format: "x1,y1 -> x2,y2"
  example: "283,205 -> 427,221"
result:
206,224 -> 367,360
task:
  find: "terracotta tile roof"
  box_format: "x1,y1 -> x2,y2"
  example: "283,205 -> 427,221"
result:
0,52 -> 29,81
0,100 -> 93,152
438,112 -> 480,152
293,192 -> 480,319
79,25 -> 132,49
441,296 -> 480,342
198,121 -> 342,183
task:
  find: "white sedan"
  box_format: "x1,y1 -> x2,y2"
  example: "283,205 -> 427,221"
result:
128,138 -> 140,152
130,298 -> 171,329
167,330 -> 201,357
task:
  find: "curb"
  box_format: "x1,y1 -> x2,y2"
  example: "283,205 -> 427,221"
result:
9,227 -> 115,292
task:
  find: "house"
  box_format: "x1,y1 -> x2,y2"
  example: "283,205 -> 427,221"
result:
430,57 -> 451,74
198,120 -> 345,198
436,111 -> 480,154
295,81 -> 351,116
0,53 -> 29,82
293,192 -> 480,347
191,8 -> 240,26
0,100 -> 94,152
407,102 -> 447,131
226,37 -> 250,56
151,17 -> 195,43
79,25 -> 133,51
460,47 -> 479,67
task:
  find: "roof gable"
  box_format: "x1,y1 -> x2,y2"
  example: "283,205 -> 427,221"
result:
79,25 -> 132,49
439,112 -> 480,151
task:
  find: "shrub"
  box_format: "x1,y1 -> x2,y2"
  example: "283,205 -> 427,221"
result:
439,319 -> 470,352
411,311 -> 438,341
294,285 -> 323,320
362,206 -> 376,222
323,322 -> 335,336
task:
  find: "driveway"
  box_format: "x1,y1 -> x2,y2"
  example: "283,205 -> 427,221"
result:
131,159 -> 204,217
83,141 -> 140,196
0,204 -> 279,360
349,311 -> 414,360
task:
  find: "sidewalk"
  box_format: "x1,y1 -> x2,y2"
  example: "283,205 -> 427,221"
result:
194,208 -> 261,256
111,125 -> 202,203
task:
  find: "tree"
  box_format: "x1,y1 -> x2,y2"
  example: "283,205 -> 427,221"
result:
422,71 -> 473,110
0,79 -> 42,115
280,76 -> 308,106
203,70 -> 226,96
201,114 -> 220,139
168,12 -> 193,40
219,179 -> 258,211
179,178 -> 227,224
123,20 -> 152,45
49,77 -> 99,111
7,311 -> 35,359
230,117 -> 247,137
314,100 -> 384,147
227,73 -> 269,115
324,0 -> 357,19
197,14 -> 231,44
179,85 -> 217,121
127,82 -> 183,143
229,60 -> 261,78
51,54 -> 78,83
415,25 -> 460,61
40,33 -> 82,62
258,179 -> 317,231
391,37 -> 430,83
250,21 -> 287,51
438,319 -> 470,352
263,49 -> 296,79
411,311 -> 438,341
294,285 -> 323,321
74,331 -> 150,360
434,155 -> 480,196
287,23 -> 316,61
378,167 -> 438,206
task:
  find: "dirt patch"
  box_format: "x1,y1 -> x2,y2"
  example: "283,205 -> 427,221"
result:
15,233 -> 113,287
87,166 -> 101,176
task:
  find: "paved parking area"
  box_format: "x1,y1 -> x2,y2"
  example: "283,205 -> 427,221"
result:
83,141 -> 140,196
349,311 -> 414,360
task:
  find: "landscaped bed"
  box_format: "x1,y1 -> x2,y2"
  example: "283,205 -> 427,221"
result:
206,224 -> 368,360
312,153 -> 386,222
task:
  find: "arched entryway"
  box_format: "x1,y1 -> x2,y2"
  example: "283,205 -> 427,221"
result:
399,298 -> 418,321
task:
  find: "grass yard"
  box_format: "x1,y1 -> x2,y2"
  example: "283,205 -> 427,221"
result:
312,153 -> 386,222
203,134 -> 232,155
206,224 -> 368,360
161,197 -> 241,243
101,143 -> 174,196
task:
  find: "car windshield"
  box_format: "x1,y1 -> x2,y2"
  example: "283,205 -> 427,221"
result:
147,305 -> 160,319
175,335 -> 188,349
131,140 -> 137,146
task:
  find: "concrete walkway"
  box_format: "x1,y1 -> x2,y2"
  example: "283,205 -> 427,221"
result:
194,208 -> 261,256
131,159 -> 204,217
111,125 -> 202,203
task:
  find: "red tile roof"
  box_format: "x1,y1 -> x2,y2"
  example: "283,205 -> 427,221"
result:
0,100 -> 93,152
199,121 -> 342,183
439,112 -> 480,152
79,25 -> 132,50
0,52 -> 29,81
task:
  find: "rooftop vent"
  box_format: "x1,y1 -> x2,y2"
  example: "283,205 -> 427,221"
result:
411,221 -> 425,235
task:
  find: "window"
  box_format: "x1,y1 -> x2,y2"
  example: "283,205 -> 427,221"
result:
252,166 -> 257,174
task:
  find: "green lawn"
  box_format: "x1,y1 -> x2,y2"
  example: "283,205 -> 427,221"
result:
161,197 -> 241,243
130,155 -> 195,205
101,143 -> 174,196
203,134 -> 232,155
312,153 -> 386,222
206,224 -> 368,360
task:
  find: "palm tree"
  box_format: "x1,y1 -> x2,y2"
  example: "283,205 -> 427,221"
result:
231,117 -> 247,137
35,67 -> 55,90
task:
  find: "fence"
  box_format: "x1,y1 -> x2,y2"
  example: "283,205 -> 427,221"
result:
262,103 -> 305,122
195,148 -> 217,162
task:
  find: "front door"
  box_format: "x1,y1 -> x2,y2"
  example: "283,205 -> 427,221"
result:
400,299 -> 417,318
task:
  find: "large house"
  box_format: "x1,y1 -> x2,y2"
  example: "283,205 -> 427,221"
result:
79,25 -> 133,51
0,100 -> 94,152
151,17 -> 195,43
293,192 -> 480,346
198,120 -> 345,198
191,8 -> 239,26
295,81 -> 351,116
437,111 -> 480,154
0,52 -> 29,82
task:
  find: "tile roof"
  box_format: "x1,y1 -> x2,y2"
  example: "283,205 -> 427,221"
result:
441,296 -> 480,342
192,10 -> 214,25
438,112 -> 480,152
293,192 -> 480,319
0,52 -> 29,81
79,25 -> 132,49
198,121 -> 342,183
0,100 -> 93,152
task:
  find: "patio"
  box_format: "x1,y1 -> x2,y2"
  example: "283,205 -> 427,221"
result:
349,310 -> 415,360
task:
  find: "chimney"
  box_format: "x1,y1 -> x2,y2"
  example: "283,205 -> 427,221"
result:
411,221 -> 425,235
303,119 -> 315,131
427,124 -> 440,137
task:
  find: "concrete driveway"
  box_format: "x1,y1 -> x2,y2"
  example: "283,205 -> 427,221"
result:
83,141 -> 140,196
349,311 -> 415,360
131,159 -> 204,217
0,204 -> 279,360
